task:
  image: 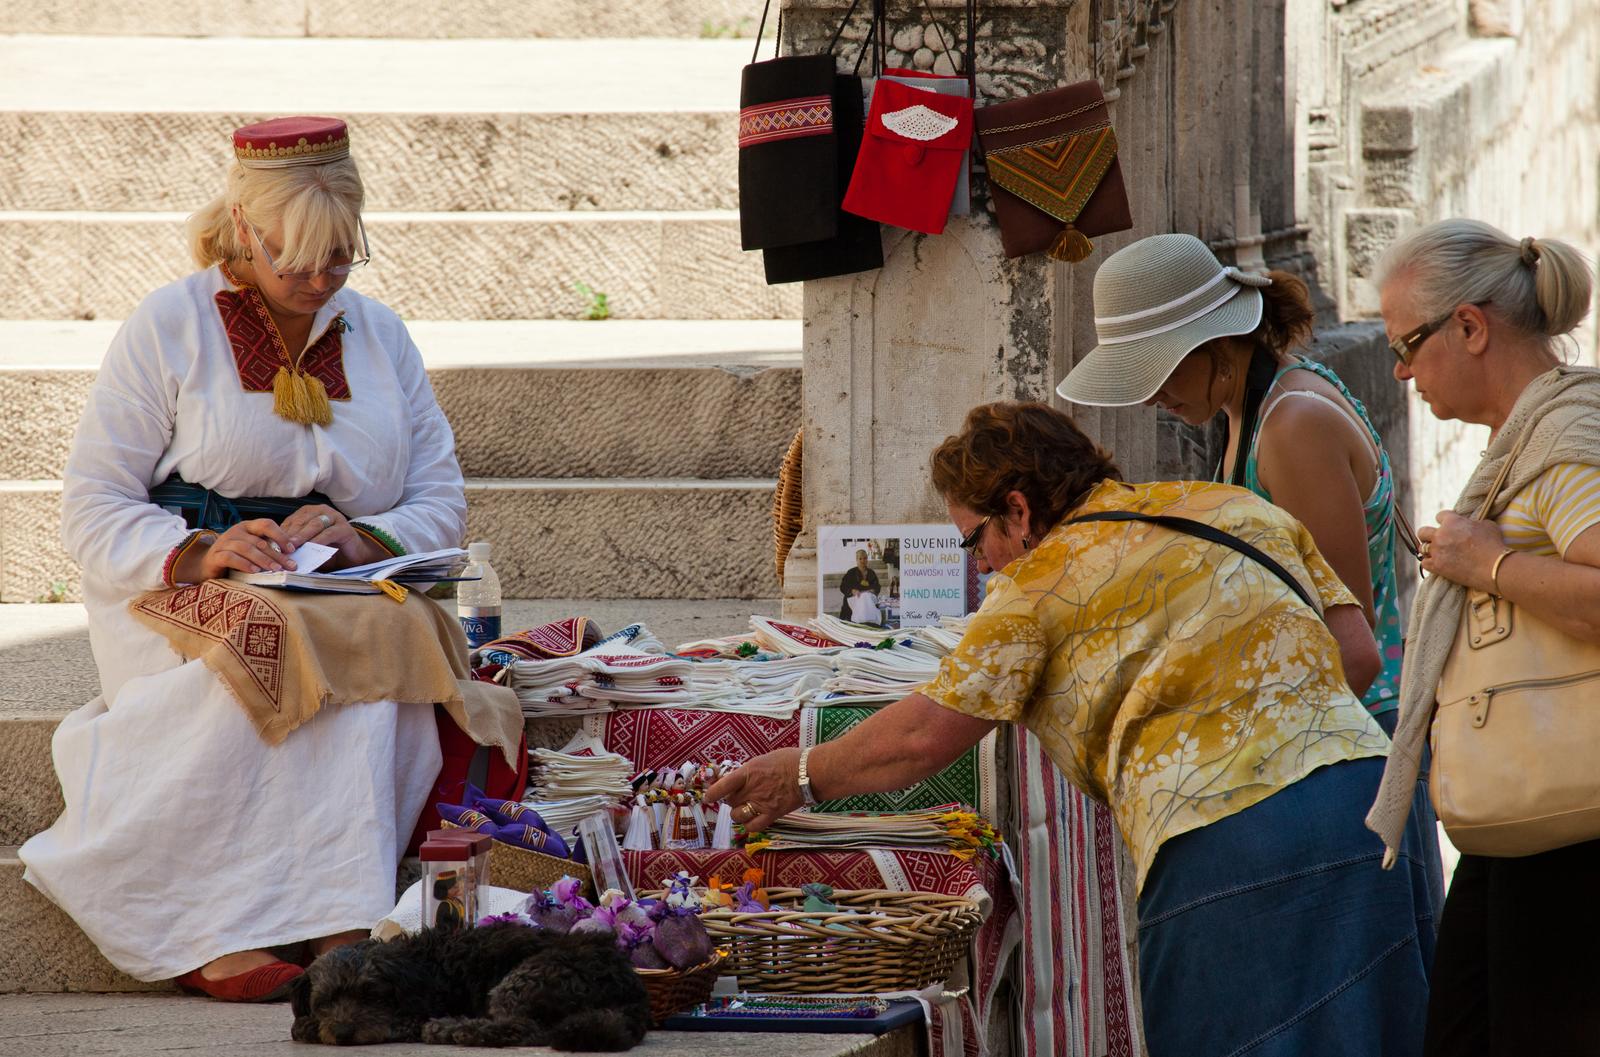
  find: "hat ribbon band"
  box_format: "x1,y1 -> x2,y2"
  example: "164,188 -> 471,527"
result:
1096,267 -> 1233,325
1096,282 -> 1243,346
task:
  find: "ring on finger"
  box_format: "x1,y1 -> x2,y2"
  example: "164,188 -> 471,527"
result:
318,513 -> 332,528
1419,541 -> 1432,558
740,801 -> 758,820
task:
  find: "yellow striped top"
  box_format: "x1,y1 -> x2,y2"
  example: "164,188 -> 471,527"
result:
1497,462 -> 1600,556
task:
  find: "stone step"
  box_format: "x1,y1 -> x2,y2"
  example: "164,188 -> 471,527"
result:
0,319 -> 802,480
1,110 -> 738,214
0,3 -> 758,39
0,211 -> 796,322
0,36 -> 754,213
1,109 -> 738,214
0,477 -> 781,603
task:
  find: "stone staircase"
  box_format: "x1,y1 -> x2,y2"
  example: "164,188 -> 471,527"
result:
0,11 -> 799,993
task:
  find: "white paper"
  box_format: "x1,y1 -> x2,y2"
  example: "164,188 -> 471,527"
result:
282,540 -> 337,575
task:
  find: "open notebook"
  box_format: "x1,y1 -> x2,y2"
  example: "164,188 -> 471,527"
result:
230,546 -> 473,595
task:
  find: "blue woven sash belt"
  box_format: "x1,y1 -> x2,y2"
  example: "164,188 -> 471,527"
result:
147,474 -> 335,533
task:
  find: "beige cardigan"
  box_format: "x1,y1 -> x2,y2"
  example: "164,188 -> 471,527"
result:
1368,366 -> 1600,863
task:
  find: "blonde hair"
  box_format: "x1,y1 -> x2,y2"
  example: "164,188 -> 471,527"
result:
186,154 -> 365,274
1377,218 -> 1594,341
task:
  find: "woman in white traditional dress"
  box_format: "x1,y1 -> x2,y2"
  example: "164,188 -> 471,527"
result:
20,117 -> 466,1001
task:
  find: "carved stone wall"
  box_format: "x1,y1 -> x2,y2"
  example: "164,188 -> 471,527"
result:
1302,0 -> 1600,524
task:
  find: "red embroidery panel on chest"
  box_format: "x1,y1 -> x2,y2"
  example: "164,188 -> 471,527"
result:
214,286 -> 351,399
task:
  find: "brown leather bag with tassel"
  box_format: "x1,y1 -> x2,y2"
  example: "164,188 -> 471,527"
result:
975,80 -> 1132,261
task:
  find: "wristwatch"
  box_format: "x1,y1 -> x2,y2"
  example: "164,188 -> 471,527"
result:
797,746 -> 820,807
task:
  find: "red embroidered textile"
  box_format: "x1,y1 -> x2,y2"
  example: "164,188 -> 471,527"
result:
479,617 -> 601,661
126,581 -> 495,748
133,580 -> 288,707
596,709 -> 797,772
215,283 -> 350,399
738,95 -> 833,149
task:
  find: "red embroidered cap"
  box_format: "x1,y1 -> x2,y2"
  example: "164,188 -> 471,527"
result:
233,116 -> 350,169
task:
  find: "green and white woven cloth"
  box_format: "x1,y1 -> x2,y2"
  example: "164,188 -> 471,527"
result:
800,705 -> 1000,823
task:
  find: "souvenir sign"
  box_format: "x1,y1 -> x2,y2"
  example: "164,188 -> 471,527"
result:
817,525 -> 974,629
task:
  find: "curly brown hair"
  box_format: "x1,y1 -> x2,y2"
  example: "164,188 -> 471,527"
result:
929,402 -> 1122,536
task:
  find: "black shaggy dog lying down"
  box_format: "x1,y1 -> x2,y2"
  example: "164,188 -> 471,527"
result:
290,924 -> 651,1050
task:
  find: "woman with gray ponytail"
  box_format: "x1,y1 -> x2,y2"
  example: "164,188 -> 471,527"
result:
1369,218 -> 1600,1056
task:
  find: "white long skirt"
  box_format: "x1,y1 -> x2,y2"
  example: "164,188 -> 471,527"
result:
20,657 -> 442,981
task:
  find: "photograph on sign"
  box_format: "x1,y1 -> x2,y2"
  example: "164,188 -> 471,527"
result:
817,525 -> 971,629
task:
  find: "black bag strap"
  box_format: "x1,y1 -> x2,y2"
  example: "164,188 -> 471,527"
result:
1064,510 -> 1320,614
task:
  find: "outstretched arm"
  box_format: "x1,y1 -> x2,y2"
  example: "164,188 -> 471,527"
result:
704,693 -> 997,832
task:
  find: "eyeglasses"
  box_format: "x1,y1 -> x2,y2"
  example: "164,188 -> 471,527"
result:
247,217 -> 371,281
959,515 -> 994,559
1387,306 -> 1468,367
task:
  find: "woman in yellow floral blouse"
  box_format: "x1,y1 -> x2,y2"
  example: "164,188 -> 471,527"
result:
710,401 -> 1433,1057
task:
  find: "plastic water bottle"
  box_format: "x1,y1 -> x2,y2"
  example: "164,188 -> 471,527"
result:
457,541 -> 502,649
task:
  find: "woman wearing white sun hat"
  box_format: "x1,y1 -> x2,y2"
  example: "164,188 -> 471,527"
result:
1060,232 -> 1445,910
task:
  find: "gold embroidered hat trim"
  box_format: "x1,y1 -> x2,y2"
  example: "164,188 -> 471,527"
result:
233,117 -> 351,170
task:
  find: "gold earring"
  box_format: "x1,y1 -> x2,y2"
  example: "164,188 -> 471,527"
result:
243,249 -> 253,262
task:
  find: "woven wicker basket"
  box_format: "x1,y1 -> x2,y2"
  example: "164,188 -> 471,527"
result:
440,821 -> 593,895
772,429 -> 803,580
649,888 -> 982,994
635,951 -> 727,1026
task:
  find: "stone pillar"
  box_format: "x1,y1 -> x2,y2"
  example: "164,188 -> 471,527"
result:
778,0 -> 1300,617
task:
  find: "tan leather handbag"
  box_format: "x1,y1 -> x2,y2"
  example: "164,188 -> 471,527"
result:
1431,429 -> 1600,856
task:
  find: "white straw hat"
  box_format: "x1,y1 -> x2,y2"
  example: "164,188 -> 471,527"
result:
1057,233 -> 1272,406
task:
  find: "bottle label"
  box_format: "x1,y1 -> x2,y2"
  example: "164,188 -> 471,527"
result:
459,606 -> 502,649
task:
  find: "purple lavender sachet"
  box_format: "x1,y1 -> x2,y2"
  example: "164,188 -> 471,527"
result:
474,796 -> 551,833
492,822 -> 570,859
436,803 -> 496,833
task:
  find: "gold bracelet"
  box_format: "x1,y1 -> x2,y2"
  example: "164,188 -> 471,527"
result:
1490,548 -> 1515,597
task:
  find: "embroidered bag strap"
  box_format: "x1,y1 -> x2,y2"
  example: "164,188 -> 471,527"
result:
1065,510 -> 1320,613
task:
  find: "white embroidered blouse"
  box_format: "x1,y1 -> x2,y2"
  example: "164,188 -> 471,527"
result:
61,265 -> 467,701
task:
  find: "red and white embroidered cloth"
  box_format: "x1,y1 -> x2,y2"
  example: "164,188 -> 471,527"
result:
1012,729 -> 1143,1057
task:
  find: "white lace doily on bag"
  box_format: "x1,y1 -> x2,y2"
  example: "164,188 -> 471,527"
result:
882,104 -> 960,141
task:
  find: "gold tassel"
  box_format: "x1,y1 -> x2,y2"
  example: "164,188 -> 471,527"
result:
371,579 -> 409,604
1047,225 -> 1095,263
272,366 -> 334,427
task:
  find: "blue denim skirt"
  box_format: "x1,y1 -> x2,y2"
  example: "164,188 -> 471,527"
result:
1374,708 -> 1447,933
1137,758 -> 1435,1057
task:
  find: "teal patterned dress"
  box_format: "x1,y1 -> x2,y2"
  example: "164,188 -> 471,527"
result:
1235,358 -> 1404,716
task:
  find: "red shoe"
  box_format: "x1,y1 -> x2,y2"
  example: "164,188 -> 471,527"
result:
175,960 -> 304,1003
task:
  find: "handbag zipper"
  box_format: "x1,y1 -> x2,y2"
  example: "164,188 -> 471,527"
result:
1483,669 -> 1600,696
1467,669 -> 1600,727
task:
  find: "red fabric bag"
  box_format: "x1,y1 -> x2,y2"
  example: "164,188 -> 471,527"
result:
405,704 -> 529,855
843,77 -> 973,236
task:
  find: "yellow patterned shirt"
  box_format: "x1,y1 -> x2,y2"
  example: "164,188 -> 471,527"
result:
921,479 -> 1388,890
